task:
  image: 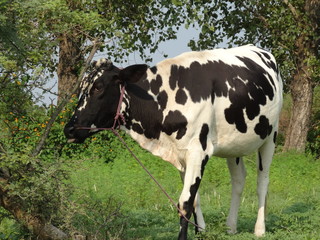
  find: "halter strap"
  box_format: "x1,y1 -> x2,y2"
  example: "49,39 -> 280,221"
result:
112,83 -> 126,130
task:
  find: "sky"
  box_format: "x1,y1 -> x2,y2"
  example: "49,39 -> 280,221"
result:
121,27 -> 200,66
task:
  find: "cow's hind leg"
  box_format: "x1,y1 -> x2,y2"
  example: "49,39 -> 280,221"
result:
255,134 -> 276,237
226,157 -> 246,234
178,153 -> 208,240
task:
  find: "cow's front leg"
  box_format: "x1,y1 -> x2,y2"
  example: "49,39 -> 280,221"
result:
178,154 -> 208,240
179,173 -> 206,235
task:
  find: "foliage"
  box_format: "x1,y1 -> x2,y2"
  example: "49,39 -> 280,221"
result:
0,208 -> 25,240
1,0 -> 187,69
184,0 -> 320,86
0,100 -> 128,238
306,86 -> 320,158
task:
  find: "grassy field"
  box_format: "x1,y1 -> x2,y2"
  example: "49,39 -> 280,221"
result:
70,144 -> 320,240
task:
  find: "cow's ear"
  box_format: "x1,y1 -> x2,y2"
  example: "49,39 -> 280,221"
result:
119,64 -> 148,83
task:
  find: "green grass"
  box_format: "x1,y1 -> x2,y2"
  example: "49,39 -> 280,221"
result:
1,147 -> 319,239
69,146 -> 320,240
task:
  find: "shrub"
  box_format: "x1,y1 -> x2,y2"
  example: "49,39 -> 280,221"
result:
0,102 -> 126,238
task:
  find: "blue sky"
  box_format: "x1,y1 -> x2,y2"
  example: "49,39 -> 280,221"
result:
93,26 -> 201,67
125,27 -> 200,66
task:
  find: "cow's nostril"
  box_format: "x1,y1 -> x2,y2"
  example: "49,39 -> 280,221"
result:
68,127 -> 75,134
64,126 -> 75,137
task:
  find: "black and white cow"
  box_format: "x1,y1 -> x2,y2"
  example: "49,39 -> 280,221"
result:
64,45 -> 283,239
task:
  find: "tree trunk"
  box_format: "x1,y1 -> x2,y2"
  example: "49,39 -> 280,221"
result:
283,0 -> 319,152
57,33 -> 83,104
283,66 -> 313,152
283,31 -> 315,152
0,180 -> 68,240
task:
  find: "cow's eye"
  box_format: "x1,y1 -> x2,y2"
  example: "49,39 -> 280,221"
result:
92,82 -> 104,93
93,87 -> 101,92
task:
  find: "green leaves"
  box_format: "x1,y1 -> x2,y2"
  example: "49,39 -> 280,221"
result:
184,0 -> 319,87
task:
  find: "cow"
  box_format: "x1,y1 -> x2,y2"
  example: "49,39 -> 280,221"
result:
64,45 -> 283,239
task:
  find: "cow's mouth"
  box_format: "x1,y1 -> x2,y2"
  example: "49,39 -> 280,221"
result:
67,138 -> 76,143
66,137 -> 85,144
64,125 -> 89,144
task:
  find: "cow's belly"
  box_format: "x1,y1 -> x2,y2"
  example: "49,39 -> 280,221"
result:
212,131 -> 265,158
210,99 -> 280,158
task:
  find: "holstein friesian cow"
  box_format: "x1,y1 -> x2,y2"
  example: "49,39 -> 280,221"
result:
64,45 -> 283,239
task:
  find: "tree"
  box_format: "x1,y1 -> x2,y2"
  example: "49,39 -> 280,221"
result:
185,0 -> 320,152
0,0 -> 188,238
5,0 -> 187,102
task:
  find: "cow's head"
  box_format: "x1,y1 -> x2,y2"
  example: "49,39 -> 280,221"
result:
64,59 -> 148,143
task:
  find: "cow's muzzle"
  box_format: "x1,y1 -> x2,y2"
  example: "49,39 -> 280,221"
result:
64,126 -> 85,143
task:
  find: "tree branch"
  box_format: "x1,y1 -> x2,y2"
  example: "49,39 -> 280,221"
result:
31,39 -> 101,157
0,181 -> 69,240
283,0 -> 300,21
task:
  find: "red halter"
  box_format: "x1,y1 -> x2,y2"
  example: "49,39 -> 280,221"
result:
112,83 -> 126,130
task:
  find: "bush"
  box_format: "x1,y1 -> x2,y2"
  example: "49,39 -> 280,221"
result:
0,101 -> 126,238
0,208 -> 27,240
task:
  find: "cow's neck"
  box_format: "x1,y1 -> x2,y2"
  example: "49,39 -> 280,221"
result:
121,79 -> 163,138
119,80 -> 186,171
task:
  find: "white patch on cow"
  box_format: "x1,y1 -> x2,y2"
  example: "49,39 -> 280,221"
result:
78,71 -> 106,112
95,58 -> 107,68
89,124 -> 99,133
78,96 -> 88,112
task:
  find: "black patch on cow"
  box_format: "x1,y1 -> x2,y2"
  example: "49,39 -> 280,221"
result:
236,56 -> 275,101
180,169 -> 204,238
132,123 -> 144,134
183,177 -> 200,213
179,204 -> 192,239
181,155 -> 208,224
126,83 -> 163,139
258,151 -> 263,171
162,110 -> 187,139
225,107 -> 247,133
175,88 -> 188,105
168,56 -> 276,133
260,51 -> 277,73
201,155 -> 209,177
193,211 -> 199,233
170,61 -> 214,103
169,65 -> 179,90
236,157 -> 240,165
150,66 -> 157,74
254,115 -> 273,139
261,51 -> 271,60
199,124 -> 209,151
157,90 -> 168,110
252,50 -> 277,74
150,74 -> 162,95
273,131 -> 278,144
